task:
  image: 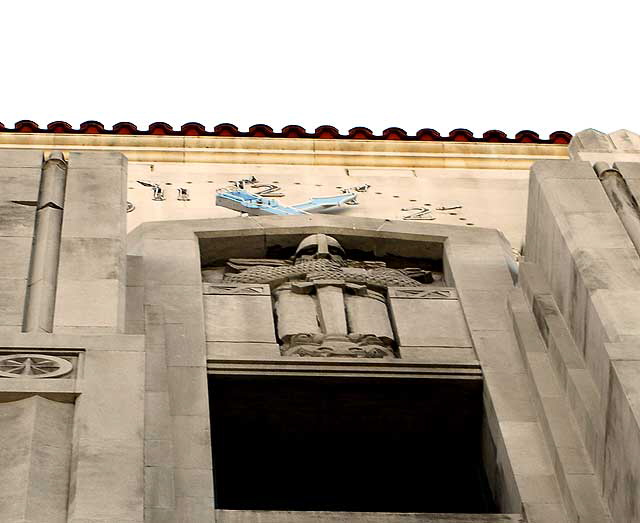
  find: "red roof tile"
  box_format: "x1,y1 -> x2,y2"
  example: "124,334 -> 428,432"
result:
113,122 -> 138,134
0,120 -> 572,144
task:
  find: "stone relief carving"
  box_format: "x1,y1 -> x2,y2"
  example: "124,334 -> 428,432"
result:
388,287 -> 457,299
211,234 -> 434,358
202,283 -> 270,295
0,354 -> 73,378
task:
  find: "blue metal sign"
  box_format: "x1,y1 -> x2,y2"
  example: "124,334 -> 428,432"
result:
216,188 -> 358,216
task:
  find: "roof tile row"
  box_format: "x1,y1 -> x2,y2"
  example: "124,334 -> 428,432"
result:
0,120 -> 572,144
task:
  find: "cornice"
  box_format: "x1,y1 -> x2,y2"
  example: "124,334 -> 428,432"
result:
0,132 -> 569,170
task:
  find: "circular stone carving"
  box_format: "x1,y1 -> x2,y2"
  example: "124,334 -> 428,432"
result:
0,354 -> 73,379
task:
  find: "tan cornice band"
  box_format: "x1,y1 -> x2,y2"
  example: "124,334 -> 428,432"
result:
0,133 -> 569,170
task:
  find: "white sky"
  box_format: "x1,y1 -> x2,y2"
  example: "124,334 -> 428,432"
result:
3,1 -> 638,138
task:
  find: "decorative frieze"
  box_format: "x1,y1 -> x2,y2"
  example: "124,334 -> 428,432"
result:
388,287 -> 457,299
202,283 -> 270,296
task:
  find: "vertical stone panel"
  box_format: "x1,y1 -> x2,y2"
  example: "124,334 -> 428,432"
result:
389,293 -> 472,348
204,293 -> 276,343
446,233 -> 530,515
142,233 -> 213,521
67,349 -> 145,522
0,395 -> 73,523
0,150 -> 42,329
55,152 -> 128,333
143,305 -> 176,521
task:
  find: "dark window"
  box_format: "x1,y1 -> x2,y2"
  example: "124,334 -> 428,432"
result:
209,374 -> 495,513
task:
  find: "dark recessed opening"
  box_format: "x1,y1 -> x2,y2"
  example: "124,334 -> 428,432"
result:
209,375 -> 495,514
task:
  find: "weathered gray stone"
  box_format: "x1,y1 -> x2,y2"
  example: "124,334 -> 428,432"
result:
207,341 -> 280,359
203,294 -> 276,343
62,200 -> 125,242
530,159 -> 596,181
174,467 -> 214,499
175,496 -> 214,522
566,214 -> 634,252
144,284 -> 203,325
540,178 -> 613,214
540,298 -> 587,384
144,466 -> 175,509
80,350 -> 144,440
568,129 -> 614,157
143,238 -> 201,285
167,366 -> 208,416
566,368 -> 601,436
160,322 -> 201,367
398,346 -> 477,362
0,149 -> 44,168
499,421 -> 554,476
609,130 -> 640,152
63,152 -> 127,240
144,392 -> 172,440
171,415 -> 212,470
54,279 -> 122,329
565,473 -> 613,523
514,473 -> 563,504
471,330 -> 525,372
390,298 -> 472,347
523,502 -> 569,523
144,507 -> 177,522
603,360 -> 640,523
126,285 -> 145,324
0,396 -> 73,523
1,166 -> 40,200
127,254 -> 145,286
0,277 -> 27,326
518,262 -> 551,305
0,236 -> 32,279
144,439 -> 174,467
58,238 -> 123,280
67,440 -> 144,521
526,352 -> 564,399
484,371 -> 536,422
459,289 -> 511,332
508,291 -> 546,354
0,201 -> 36,236
446,242 -> 514,290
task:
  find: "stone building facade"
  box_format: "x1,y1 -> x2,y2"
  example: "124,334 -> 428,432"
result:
0,125 -> 638,522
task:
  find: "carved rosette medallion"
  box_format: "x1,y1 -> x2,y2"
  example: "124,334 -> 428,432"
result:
0,354 -> 73,378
